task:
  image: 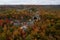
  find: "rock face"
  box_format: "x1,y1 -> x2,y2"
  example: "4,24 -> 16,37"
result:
11,20 -> 20,27
21,25 -> 27,31
27,19 -> 34,26
33,13 -> 41,21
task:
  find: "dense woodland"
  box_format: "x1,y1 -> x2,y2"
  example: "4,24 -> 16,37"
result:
0,5 -> 60,40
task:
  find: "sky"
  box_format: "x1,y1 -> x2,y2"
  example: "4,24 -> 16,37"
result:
0,0 -> 60,5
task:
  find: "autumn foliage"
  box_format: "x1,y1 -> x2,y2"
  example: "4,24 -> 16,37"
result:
0,6 -> 60,40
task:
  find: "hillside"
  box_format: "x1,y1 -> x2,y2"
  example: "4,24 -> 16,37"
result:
0,5 -> 60,40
